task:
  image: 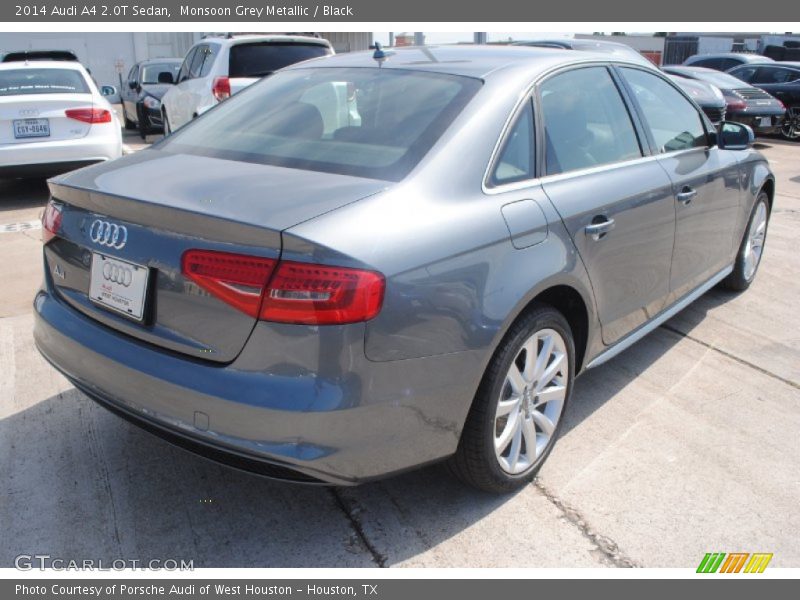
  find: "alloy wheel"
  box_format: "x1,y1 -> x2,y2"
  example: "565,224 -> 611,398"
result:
743,200 -> 768,281
493,328 -> 568,475
780,108 -> 800,140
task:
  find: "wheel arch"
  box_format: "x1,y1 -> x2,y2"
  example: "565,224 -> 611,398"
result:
491,277 -> 596,376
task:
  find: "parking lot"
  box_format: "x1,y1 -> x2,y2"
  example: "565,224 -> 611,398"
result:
1,122 -> 798,568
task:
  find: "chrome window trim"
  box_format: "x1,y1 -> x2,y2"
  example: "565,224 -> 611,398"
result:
482,59 -> 658,196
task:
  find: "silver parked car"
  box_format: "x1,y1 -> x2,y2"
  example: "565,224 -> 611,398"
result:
35,46 -> 774,493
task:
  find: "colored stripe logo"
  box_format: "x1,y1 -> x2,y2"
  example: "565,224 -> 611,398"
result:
697,552 -> 773,573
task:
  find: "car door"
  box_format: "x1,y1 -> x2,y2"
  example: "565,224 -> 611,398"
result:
183,44 -> 211,123
618,66 -> 742,304
751,65 -> 800,109
122,65 -> 138,122
170,46 -> 199,128
537,65 -> 677,345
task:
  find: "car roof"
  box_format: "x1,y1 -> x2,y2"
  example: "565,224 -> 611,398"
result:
138,58 -> 182,64
0,59 -> 87,72
513,38 -> 653,67
286,44 -> 654,79
686,52 -> 772,63
664,65 -> 717,75
202,34 -> 331,47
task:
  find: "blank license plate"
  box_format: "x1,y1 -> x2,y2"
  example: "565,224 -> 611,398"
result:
89,253 -> 149,321
13,118 -> 50,138
758,117 -> 772,127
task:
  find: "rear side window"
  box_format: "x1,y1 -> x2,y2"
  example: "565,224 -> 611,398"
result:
690,58 -> 722,70
161,67 -> 481,182
753,66 -> 800,84
177,47 -> 197,82
0,68 -> 89,96
188,45 -> 208,78
540,66 -> 642,176
489,101 -> 534,186
229,43 -> 331,78
621,68 -> 707,153
199,45 -> 218,77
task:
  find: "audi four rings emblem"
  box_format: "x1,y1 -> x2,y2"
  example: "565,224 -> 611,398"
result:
102,261 -> 133,287
89,219 -> 128,249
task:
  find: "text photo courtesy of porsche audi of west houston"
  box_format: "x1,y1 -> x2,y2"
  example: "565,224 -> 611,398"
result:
0,0 -> 799,596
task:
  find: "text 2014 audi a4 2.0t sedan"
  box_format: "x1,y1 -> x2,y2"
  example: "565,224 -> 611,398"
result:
34,46 -> 774,493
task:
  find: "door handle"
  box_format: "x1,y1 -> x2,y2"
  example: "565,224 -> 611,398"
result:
676,186 -> 698,205
584,217 -> 615,241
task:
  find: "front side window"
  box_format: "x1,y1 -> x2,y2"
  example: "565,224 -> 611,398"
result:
754,66 -> 800,84
621,68 -> 707,153
141,62 -> 181,84
160,67 -> 481,182
540,66 -> 642,176
489,101 -> 534,186
0,68 -> 90,96
730,66 -> 758,82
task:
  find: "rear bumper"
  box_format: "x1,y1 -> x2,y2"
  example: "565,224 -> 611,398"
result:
0,132 -> 122,175
727,112 -> 785,134
33,275 -> 481,484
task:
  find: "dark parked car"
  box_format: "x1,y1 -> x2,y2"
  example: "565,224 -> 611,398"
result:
513,39 -> 727,126
728,62 -> 800,139
682,52 -> 772,71
35,46 -> 774,493
663,66 -> 786,135
121,58 -> 182,138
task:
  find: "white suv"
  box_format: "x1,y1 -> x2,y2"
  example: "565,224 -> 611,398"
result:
161,34 -> 334,132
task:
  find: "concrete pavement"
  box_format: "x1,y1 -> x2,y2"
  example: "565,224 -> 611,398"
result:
1,138 -> 798,568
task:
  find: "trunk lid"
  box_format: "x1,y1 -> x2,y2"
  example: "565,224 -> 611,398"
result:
45,149 -> 387,362
0,94 -> 95,144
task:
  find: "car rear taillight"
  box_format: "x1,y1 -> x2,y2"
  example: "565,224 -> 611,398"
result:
65,108 -> 112,124
260,261 -> 385,325
182,250 -> 276,318
212,77 -> 231,102
181,250 -> 385,325
723,93 -> 747,112
41,200 -> 63,244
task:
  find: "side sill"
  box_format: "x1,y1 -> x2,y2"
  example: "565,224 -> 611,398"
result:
585,265 -> 734,370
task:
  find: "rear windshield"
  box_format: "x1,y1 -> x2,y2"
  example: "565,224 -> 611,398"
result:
229,43 -> 331,78
141,62 -> 181,84
160,67 -> 481,182
0,68 -> 90,96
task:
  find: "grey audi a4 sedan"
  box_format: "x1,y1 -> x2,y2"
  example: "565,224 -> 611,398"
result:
34,46 -> 774,493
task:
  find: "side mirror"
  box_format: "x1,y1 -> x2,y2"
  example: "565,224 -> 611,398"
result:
157,71 -> 175,84
128,80 -> 138,90
100,85 -> 117,97
718,121 -> 755,150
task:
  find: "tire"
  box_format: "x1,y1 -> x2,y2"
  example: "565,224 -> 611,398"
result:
448,304 -> 575,493
122,105 -> 136,131
722,191 -> 770,291
162,110 -> 171,136
780,108 -> 800,141
137,107 -> 151,139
